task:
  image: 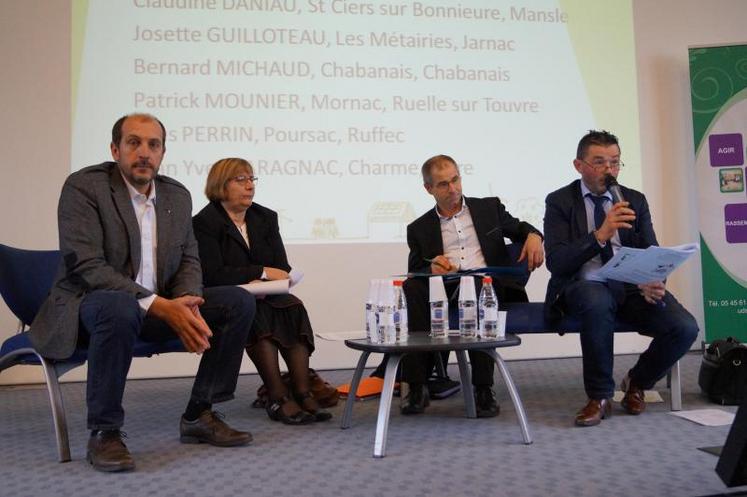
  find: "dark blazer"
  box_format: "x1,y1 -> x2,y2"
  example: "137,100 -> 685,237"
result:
30,162 -> 202,359
543,179 -> 658,319
407,196 -> 542,299
192,201 -> 296,306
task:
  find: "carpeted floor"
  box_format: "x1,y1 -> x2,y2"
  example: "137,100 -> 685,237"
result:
1,351 -> 744,497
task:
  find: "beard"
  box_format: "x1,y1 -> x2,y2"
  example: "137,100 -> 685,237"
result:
129,161 -> 157,185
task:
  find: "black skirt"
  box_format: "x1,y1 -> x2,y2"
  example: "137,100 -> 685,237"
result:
247,293 -> 315,353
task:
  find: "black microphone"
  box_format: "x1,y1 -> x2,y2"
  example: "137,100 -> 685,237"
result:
604,174 -> 625,204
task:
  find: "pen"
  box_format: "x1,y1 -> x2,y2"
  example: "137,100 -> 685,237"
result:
424,257 -> 450,270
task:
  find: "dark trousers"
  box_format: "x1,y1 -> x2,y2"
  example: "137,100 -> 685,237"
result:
78,286 -> 255,430
563,280 -> 698,400
400,277 -> 502,387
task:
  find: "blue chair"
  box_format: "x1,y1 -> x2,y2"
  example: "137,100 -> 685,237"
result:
499,243 -> 682,410
442,242 -> 682,410
0,244 -> 185,462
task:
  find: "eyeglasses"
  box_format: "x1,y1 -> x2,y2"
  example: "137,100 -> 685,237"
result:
432,175 -> 461,190
230,175 -> 258,185
581,159 -> 625,171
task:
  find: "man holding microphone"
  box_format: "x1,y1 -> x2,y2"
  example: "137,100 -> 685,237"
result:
543,130 -> 698,426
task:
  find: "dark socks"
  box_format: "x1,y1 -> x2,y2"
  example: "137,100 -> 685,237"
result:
183,400 -> 211,421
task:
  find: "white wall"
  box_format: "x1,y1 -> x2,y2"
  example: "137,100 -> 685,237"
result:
2,0 -> 746,385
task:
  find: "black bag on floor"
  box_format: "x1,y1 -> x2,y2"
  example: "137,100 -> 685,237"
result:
699,337 -> 747,405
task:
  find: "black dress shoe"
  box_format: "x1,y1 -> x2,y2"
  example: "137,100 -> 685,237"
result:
180,410 -> 253,446
87,430 -> 135,473
475,386 -> 500,418
400,383 -> 430,415
265,396 -> 315,425
296,392 -> 333,422
427,376 -> 461,400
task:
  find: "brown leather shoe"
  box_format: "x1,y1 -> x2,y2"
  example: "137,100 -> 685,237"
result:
574,398 -> 611,427
87,430 -> 135,472
180,410 -> 252,447
620,377 -> 646,415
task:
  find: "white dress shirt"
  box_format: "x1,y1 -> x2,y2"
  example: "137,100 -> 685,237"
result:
122,173 -> 158,312
436,197 -> 487,271
579,181 -> 621,282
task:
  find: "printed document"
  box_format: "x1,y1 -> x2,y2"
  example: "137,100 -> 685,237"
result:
593,243 -> 698,284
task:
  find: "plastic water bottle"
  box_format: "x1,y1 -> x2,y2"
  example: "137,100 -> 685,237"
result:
429,276 -> 448,339
430,301 -> 447,338
377,280 -> 397,344
366,279 -> 381,343
392,279 -> 408,342
479,276 -> 499,339
458,276 -> 478,338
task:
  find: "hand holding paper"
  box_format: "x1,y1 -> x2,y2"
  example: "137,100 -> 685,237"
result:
593,243 -> 699,285
638,281 -> 666,305
238,268 -> 305,296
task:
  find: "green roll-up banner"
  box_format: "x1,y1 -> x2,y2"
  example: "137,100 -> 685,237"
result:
689,43 -> 747,341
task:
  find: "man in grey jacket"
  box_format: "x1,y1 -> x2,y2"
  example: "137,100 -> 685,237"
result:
31,113 -> 256,472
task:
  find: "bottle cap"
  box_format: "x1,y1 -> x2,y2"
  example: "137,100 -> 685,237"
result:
428,276 -> 447,302
483,275 -> 493,284
458,276 -> 477,301
393,279 -> 403,287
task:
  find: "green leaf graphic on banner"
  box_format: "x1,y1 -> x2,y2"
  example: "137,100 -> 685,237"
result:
700,236 -> 747,342
689,45 -> 747,150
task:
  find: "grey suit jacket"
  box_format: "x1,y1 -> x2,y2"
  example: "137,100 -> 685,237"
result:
30,162 -> 203,359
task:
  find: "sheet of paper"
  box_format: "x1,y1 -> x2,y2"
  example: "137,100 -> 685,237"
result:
289,268 -> 304,287
593,243 -> 699,284
670,408 -> 735,426
237,279 -> 289,296
237,268 -> 304,295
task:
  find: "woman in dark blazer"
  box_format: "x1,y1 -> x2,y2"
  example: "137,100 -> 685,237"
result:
193,158 -> 331,425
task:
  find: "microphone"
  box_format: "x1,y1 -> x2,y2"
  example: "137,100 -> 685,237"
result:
604,174 -> 625,204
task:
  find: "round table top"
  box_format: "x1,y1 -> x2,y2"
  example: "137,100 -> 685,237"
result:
344,332 -> 520,353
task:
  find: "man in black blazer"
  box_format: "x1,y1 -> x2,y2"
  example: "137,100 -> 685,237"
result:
400,154 -> 544,416
544,130 -> 698,426
32,114 -> 256,472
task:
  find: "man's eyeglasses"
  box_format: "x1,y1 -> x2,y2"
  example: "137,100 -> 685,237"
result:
230,175 -> 258,185
581,159 -> 625,171
432,175 -> 461,190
